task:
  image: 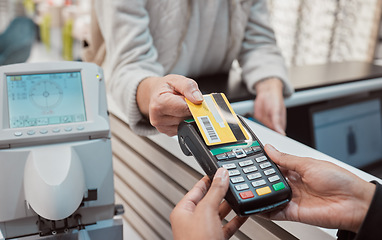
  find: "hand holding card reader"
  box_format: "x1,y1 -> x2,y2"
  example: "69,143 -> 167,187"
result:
178,93 -> 291,216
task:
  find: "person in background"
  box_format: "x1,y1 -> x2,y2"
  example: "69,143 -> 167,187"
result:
86,0 -> 294,136
170,145 -> 380,240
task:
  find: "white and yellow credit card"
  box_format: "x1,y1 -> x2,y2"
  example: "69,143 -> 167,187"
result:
186,93 -> 249,146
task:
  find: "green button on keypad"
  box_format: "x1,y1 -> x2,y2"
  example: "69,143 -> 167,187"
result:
272,182 -> 285,191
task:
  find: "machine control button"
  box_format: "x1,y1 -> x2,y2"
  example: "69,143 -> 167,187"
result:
233,148 -> 246,158
52,128 -> 60,133
216,153 -> 228,160
243,147 -> 254,155
252,146 -> 261,153
39,129 -> 48,134
77,126 -> 85,131
14,131 -> 23,137
64,127 -> 73,132
27,130 -> 35,135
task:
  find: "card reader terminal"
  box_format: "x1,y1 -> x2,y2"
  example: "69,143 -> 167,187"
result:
178,116 -> 292,216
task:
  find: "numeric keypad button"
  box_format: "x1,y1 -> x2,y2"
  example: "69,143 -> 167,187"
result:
255,156 -> 267,163
228,170 -> 240,176
247,173 -> 262,180
264,168 -> 276,176
252,179 -> 266,187
243,166 -> 257,174
222,163 -> 236,169
235,184 -> 249,191
268,175 -> 280,183
239,160 -> 253,167
260,162 -> 271,169
231,176 -> 245,184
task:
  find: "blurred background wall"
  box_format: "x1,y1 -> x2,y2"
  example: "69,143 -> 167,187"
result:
0,0 -> 381,67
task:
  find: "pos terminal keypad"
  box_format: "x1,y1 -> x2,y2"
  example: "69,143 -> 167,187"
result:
216,146 -> 286,201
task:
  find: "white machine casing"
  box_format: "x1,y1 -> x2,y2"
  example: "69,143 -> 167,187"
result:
0,62 -> 117,239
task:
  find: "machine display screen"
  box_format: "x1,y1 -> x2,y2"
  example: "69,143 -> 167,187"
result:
6,72 -> 87,128
312,98 -> 382,168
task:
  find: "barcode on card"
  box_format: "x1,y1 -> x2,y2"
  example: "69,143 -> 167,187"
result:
198,116 -> 221,144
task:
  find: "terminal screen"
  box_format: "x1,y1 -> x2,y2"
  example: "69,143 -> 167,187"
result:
6,72 -> 87,128
312,99 -> 382,168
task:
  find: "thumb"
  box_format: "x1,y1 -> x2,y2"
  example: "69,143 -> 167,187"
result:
201,168 -> 229,208
166,75 -> 204,104
264,144 -> 309,175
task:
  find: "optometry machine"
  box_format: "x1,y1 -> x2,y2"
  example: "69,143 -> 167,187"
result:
0,62 -> 123,239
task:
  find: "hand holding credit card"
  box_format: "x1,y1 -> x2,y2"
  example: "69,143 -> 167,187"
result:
185,93 -> 249,146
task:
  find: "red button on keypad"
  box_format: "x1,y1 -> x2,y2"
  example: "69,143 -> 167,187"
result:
239,190 -> 254,199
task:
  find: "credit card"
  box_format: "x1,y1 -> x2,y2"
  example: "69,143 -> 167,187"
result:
186,93 -> 249,146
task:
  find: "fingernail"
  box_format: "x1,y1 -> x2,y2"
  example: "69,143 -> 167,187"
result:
266,144 -> 277,152
214,168 -> 228,183
192,90 -> 203,102
276,126 -> 286,136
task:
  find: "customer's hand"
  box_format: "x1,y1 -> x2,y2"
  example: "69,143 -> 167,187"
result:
253,78 -> 286,135
170,168 -> 248,240
263,144 -> 376,233
137,74 -> 203,136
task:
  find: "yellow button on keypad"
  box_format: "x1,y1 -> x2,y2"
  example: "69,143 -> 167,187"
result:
256,186 -> 271,196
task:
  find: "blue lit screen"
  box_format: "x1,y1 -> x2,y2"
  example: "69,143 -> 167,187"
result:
6,72 -> 87,128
